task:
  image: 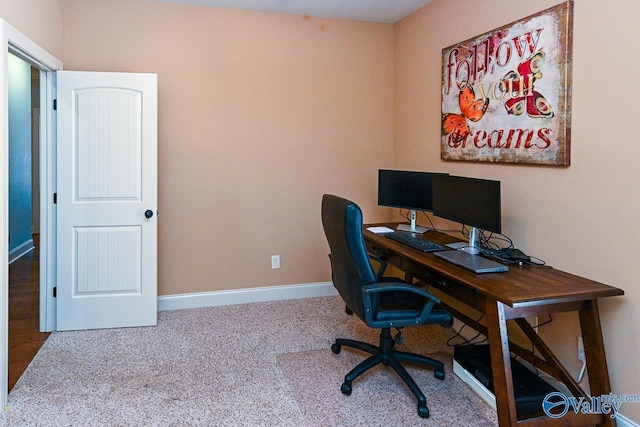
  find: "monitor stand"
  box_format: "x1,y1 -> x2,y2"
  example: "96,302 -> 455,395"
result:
446,226 -> 481,254
465,227 -> 482,254
395,210 -> 430,234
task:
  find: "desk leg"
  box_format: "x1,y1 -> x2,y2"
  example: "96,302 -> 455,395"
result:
579,299 -> 615,427
486,299 -> 518,427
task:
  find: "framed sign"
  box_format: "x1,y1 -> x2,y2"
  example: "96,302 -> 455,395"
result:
441,1 -> 573,166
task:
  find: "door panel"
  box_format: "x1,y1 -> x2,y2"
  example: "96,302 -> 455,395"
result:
56,71 -> 157,331
75,89 -> 142,200
74,226 -> 141,294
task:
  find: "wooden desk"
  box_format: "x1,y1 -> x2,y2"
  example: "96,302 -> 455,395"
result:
364,223 -> 624,427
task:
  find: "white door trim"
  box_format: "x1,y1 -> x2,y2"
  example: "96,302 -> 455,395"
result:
0,19 -> 62,410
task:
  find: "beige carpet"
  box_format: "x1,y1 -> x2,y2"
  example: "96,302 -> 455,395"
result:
278,349 -> 498,426
1,296 -> 497,426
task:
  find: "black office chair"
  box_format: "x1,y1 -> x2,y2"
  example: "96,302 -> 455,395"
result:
321,194 -> 453,418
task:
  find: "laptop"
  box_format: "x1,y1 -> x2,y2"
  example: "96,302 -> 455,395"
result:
435,250 -> 508,274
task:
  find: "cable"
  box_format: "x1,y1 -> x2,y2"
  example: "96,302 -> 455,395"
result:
477,229 -> 514,251
399,209 -> 411,223
419,211 -> 437,230
473,229 -> 549,267
536,314 -> 553,328
398,213 -> 549,266
577,356 -> 587,383
447,313 -> 486,347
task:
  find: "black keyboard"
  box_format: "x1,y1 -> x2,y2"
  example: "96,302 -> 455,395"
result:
385,232 -> 445,252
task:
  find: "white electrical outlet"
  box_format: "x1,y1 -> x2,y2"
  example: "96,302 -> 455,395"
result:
271,255 -> 280,270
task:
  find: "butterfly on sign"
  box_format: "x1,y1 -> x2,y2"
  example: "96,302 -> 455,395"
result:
442,86 -> 489,146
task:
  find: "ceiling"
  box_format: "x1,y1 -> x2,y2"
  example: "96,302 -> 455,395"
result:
152,0 -> 432,23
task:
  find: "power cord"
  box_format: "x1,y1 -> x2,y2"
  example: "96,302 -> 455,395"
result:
446,314 -> 486,347
577,337 -> 586,382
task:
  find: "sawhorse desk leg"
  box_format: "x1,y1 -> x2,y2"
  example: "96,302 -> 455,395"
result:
485,299 -> 615,427
579,299 -> 615,427
485,299 -> 519,426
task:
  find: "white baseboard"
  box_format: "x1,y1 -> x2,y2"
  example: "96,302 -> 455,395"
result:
9,238 -> 34,264
618,414 -> 640,427
157,281 -> 338,311
453,360 -> 496,409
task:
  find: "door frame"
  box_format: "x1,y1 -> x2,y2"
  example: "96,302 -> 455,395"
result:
1,19 -> 62,409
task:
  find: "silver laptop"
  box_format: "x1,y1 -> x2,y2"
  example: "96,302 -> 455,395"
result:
435,250 -> 508,274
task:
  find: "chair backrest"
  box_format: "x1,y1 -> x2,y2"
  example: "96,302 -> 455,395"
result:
321,194 -> 378,321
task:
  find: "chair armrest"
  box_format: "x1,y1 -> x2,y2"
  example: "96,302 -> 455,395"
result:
367,254 -> 387,280
363,282 -> 440,303
362,282 -> 442,327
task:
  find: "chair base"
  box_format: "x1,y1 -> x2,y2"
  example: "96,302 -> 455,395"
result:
331,328 -> 445,419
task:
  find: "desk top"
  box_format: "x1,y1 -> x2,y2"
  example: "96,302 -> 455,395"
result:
364,223 -> 624,309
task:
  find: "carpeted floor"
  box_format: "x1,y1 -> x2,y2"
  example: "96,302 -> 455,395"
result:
1,296 -> 497,426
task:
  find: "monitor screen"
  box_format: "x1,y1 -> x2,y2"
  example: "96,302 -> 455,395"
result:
432,175 -> 501,234
377,170 -> 445,212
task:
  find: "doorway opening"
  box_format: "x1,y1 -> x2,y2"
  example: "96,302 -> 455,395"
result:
7,54 -> 50,391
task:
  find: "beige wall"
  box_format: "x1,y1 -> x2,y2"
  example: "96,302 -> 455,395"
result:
395,0 -> 639,421
0,0 -> 63,59
62,0 -> 395,295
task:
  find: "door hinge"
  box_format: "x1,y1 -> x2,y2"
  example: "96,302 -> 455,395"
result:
53,193 -> 57,204
53,99 -> 57,110
53,286 -> 57,298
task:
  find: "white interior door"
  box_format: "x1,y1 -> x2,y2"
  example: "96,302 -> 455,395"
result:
56,71 -> 157,331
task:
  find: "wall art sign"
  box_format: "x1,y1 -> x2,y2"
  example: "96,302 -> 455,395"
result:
441,1 -> 573,166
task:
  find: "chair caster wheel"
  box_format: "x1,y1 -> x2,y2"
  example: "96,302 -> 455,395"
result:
340,382 -> 352,396
331,343 -> 341,354
434,369 -> 445,380
418,405 -> 430,418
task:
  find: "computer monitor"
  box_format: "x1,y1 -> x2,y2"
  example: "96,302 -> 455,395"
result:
377,169 -> 447,233
432,175 -> 501,254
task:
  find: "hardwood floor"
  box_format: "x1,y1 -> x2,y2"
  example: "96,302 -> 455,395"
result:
8,235 -> 50,391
